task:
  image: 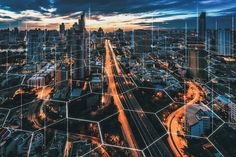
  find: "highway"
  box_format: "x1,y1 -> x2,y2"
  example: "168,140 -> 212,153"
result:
105,40 -> 173,157
105,40 -> 142,157
165,81 -> 205,157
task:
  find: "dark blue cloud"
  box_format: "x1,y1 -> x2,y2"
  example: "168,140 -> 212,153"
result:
0,0 -> 236,29
0,15 -> 12,19
0,0 -> 51,12
137,14 -> 236,29
1,0 -> 234,15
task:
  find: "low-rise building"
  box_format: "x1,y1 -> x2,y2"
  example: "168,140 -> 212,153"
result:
185,104 -> 211,136
215,95 -> 232,106
91,76 -> 102,91
27,63 -> 59,87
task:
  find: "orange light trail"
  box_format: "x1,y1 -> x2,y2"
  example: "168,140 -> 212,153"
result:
165,81 -> 205,157
104,39 -> 141,157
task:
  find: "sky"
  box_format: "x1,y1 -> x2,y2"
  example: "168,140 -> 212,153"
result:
0,0 -> 236,31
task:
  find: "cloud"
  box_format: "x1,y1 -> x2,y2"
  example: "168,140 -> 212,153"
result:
0,0 -> 235,30
0,15 -> 12,19
40,6 -> 57,13
200,0 -> 222,4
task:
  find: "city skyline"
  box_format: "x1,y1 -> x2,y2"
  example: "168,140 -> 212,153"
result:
0,0 -> 236,31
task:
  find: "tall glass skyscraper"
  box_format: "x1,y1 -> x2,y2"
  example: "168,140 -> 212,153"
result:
198,12 -> 206,43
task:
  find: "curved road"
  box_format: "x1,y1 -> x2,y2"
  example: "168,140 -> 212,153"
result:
165,81 -> 205,157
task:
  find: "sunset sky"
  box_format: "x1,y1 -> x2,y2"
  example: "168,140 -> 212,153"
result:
0,0 -> 236,31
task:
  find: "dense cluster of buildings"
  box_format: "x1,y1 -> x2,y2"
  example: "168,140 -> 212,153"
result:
16,12 -> 103,89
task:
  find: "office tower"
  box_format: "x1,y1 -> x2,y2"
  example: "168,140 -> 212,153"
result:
131,30 -> 135,52
71,12 -> 88,80
59,23 -> 65,34
198,12 -> 206,42
187,42 -> 208,80
26,30 -> 44,63
234,29 -> 236,56
115,28 -> 124,41
133,29 -> 152,53
96,27 -> 105,46
97,27 -> 104,38
217,29 -> 233,56
97,27 -> 104,45
9,27 -> 19,43
79,12 -> 85,28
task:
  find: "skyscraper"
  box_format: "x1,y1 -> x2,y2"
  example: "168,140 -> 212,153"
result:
97,27 -> 104,38
96,27 -> 105,47
71,12 -> 88,80
59,23 -> 65,35
115,28 -> 124,41
217,29 -> 233,56
234,29 -> 236,56
26,29 -> 44,63
198,12 -> 206,42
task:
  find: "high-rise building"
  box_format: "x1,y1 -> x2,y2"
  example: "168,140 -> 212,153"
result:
115,28 -> 124,41
233,29 -> 236,56
97,27 -> 104,38
79,13 -> 85,29
71,12 -> 88,80
59,23 -> 65,34
9,27 -> 19,43
198,12 -> 206,42
26,30 -> 44,63
206,29 -> 217,51
131,30 -> 135,52
133,29 -> 152,54
217,29 -> 233,56
187,41 -> 208,80
97,27 -> 104,46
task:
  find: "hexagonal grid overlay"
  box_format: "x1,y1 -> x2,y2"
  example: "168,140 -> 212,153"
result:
0,8 -> 235,157
0,45 -> 228,157
0,46 -> 229,157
